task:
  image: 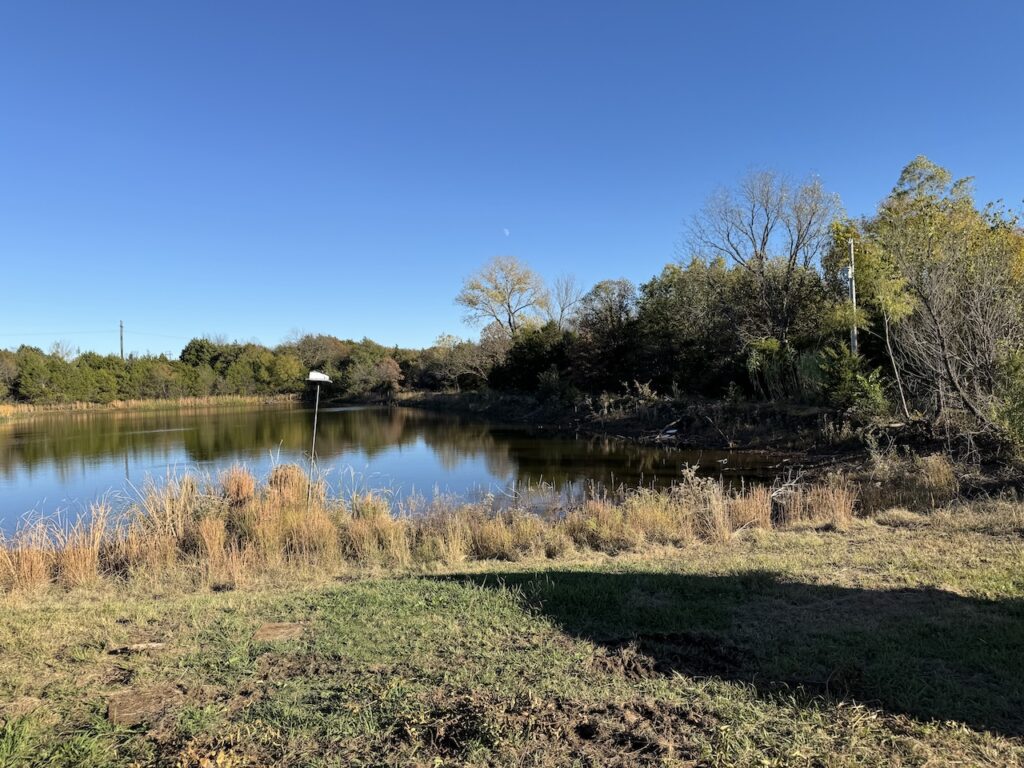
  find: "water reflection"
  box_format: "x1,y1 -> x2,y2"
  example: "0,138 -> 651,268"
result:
0,405 -> 778,526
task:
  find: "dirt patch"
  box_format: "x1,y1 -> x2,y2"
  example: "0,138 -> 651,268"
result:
107,685 -> 183,727
387,687 -> 714,766
1,696 -> 43,719
593,632 -> 744,680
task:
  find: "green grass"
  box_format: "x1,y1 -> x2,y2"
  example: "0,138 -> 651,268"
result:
1,513 -> 1022,766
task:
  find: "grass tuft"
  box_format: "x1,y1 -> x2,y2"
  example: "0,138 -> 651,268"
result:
220,465 -> 256,507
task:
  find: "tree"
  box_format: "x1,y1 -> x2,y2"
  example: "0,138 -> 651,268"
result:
0,350 -> 18,400
823,220 -> 914,418
490,322 -> 573,393
180,338 -> 217,368
637,258 -> 743,395
548,274 -> 583,330
429,334 -> 489,391
13,346 -> 53,402
373,357 -> 403,403
574,279 -> 640,391
689,170 -> 841,349
456,256 -> 550,337
865,156 -> 1024,436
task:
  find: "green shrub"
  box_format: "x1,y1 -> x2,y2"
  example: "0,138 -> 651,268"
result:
819,345 -> 889,419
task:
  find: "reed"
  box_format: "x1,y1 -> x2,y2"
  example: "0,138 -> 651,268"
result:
52,503 -> 111,588
0,522 -> 52,592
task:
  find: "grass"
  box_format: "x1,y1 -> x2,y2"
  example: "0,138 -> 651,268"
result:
1,507 -> 1022,766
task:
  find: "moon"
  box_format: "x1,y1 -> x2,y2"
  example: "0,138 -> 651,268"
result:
503,228 -> 510,237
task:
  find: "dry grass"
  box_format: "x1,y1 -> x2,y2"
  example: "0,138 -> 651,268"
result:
0,522 -> 52,592
52,503 -> 111,588
778,476 -> 857,530
860,450 -> 959,513
0,462 -> 954,593
220,465 -> 256,506
728,485 -> 773,531
342,513 -> 411,567
621,489 -> 694,545
268,463 -> 313,505
564,500 -> 644,554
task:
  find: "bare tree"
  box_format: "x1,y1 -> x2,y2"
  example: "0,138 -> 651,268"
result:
49,340 -> 78,362
456,256 -> 550,337
548,274 -> 583,330
689,170 -> 840,347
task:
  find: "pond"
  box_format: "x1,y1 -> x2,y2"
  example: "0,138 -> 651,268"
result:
0,404 -> 782,531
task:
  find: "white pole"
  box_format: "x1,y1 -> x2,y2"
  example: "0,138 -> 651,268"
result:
307,383 -> 321,508
849,238 -> 858,356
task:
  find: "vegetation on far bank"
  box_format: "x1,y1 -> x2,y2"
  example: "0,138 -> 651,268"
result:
3,156 -> 1023,458
1,458 -> 1022,766
0,394 -> 298,422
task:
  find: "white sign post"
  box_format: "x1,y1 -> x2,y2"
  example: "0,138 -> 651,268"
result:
306,371 -> 332,507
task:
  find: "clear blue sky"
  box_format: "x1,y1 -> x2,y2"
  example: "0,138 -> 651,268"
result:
1,1 -> 1021,357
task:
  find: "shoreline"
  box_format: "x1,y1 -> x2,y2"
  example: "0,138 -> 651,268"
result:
396,389 -> 869,469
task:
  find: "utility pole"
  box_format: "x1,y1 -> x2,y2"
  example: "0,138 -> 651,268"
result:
848,239 -> 858,355
119,320 -> 125,360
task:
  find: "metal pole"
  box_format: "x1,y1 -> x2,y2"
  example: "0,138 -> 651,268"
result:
306,383 -> 321,507
849,238 -> 858,355
120,320 -> 124,361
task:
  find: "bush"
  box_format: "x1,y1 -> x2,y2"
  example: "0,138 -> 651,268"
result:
997,350 -> 1024,449
819,345 -> 889,419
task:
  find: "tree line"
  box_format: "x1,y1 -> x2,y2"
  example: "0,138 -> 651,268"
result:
3,157 -> 1022,447
447,157 -> 1024,446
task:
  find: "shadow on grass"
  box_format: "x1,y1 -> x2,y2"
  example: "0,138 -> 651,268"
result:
435,569 -> 1024,737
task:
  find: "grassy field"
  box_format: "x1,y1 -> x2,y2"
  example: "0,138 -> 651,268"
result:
1,498 -> 1022,767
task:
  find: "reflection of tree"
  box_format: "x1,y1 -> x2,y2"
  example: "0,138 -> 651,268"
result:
417,417 -> 514,477
0,406 -> 778,495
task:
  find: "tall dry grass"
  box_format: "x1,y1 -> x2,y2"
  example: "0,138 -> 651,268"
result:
52,503 -> 111,588
777,476 -> 857,530
0,463 -> 880,594
220,465 -> 256,506
0,394 -> 299,421
0,522 -> 52,592
860,449 -> 959,513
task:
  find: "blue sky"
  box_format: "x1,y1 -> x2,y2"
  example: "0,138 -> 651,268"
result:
1,1 -> 1021,357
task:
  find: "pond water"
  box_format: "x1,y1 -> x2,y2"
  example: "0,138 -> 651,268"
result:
0,404 -> 782,531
